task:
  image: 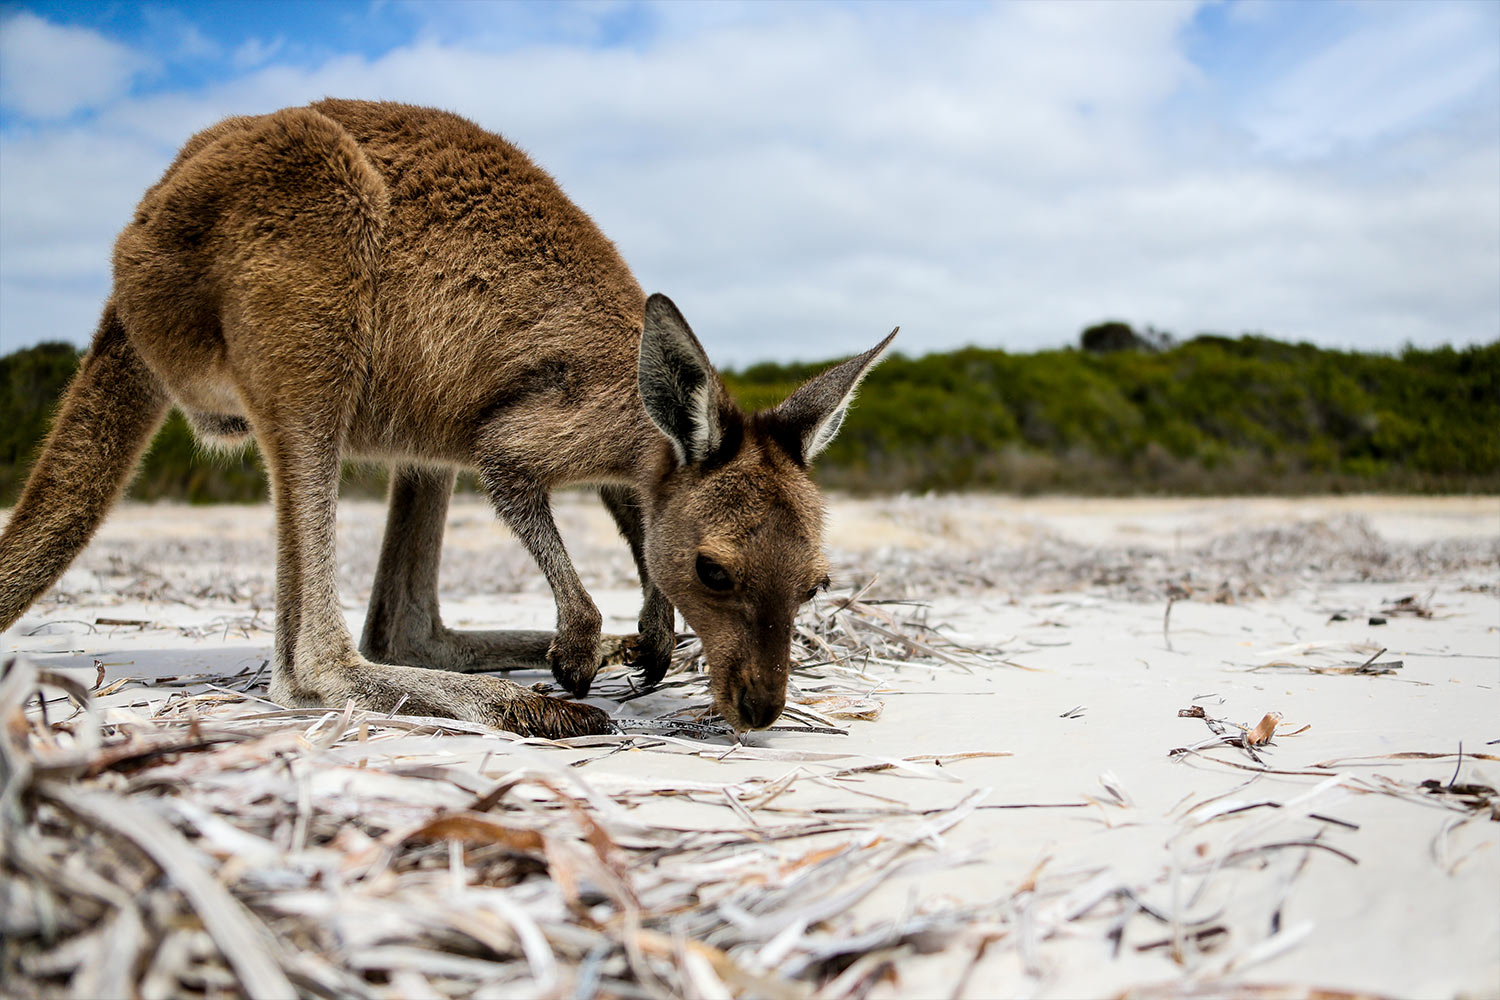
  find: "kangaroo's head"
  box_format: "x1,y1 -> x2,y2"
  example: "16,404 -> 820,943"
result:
637,293 -> 895,732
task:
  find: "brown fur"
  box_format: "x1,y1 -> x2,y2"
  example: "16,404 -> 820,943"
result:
0,100 -> 893,737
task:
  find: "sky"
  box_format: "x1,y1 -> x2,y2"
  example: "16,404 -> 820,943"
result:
0,1 -> 1496,366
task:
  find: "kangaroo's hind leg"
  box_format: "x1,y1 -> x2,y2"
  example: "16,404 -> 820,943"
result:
0,304 -> 169,630
359,464 -> 557,670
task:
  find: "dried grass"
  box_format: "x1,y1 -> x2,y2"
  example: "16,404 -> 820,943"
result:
1,594 -> 1017,999
11,581 -> 1469,998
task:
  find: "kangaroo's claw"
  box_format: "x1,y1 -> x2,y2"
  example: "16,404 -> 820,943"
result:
622,631 -> 674,688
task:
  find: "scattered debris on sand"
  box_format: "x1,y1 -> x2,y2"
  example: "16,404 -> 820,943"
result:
4,497 -> 1497,997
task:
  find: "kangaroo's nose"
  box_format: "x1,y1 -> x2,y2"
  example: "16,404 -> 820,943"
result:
736,688 -> 784,730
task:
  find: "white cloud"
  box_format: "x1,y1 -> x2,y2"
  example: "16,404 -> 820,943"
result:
0,12 -> 156,119
232,36 -> 284,71
0,2 -> 1495,365
0,126 -> 169,353
1244,1 -> 1500,157
138,5 -> 223,61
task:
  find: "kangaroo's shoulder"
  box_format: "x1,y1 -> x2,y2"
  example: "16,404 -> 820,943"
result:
309,99 -> 643,317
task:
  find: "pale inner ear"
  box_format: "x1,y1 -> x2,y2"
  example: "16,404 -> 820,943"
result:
804,404 -> 847,460
688,380 -> 722,462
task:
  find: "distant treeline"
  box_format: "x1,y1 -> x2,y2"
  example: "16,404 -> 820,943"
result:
3,329 -> 1497,505
726,331 -> 1500,494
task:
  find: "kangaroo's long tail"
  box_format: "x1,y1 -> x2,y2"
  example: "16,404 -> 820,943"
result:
0,303 -> 169,630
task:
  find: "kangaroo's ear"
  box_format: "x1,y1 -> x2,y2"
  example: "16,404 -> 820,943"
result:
772,327 -> 897,464
639,293 -> 726,466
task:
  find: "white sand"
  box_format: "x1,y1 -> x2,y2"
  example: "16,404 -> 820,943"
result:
4,495 -> 1498,997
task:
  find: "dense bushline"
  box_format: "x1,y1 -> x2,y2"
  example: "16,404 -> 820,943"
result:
2,333 -> 1496,505
727,335 -> 1499,493
0,342 -> 269,505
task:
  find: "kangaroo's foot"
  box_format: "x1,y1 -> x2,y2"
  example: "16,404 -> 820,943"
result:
271,657 -> 612,738
395,620 -> 670,694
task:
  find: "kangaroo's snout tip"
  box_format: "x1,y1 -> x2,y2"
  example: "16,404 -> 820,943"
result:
736,688 -> 784,731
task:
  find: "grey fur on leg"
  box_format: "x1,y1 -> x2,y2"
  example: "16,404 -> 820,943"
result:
360,464 -> 557,671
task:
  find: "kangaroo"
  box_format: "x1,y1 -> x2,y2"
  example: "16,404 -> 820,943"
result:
0,100 -> 893,738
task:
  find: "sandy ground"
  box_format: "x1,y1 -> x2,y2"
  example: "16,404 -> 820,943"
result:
4,495 -> 1498,998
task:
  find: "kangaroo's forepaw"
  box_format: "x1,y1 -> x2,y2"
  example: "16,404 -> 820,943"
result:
623,630 -> 674,688
548,632 -> 601,697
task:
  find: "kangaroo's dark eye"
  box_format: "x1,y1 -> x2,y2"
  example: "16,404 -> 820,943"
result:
696,554 -> 734,592
804,576 -> 831,602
